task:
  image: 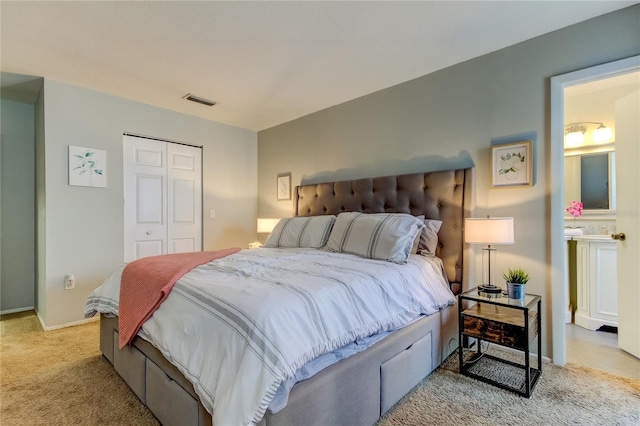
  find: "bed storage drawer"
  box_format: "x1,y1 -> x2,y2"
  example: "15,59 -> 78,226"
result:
380,332 -> 432,414
146,359 -> 202,426
112,331 -> 146,404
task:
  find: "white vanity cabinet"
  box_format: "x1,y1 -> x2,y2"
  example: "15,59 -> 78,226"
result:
575,237 -> 618,330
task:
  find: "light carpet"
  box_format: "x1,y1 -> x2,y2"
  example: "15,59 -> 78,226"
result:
1,312 -> 638,425
378,347 -> 639,426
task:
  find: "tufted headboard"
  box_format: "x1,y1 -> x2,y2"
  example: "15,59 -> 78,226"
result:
294,168 -> 472,294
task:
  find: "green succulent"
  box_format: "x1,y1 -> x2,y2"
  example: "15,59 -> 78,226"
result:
502,267 -> 530,284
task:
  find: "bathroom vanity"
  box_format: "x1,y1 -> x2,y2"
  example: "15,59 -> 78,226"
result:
574,235 -> 618,330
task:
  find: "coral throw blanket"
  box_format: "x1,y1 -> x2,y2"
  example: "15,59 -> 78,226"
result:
118,248 -> 240,348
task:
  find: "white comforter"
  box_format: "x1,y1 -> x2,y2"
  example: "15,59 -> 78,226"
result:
85,248 -> 454,426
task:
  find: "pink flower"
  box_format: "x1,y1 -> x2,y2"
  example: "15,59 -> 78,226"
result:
566,201 -> 583,218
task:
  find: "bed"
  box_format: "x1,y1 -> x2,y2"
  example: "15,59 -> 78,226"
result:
89,167 -> 472,426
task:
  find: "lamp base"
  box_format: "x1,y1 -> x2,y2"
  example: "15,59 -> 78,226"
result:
478,284 -> 503,294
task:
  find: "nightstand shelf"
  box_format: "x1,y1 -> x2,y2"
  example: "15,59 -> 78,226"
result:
458,287 -> 542,397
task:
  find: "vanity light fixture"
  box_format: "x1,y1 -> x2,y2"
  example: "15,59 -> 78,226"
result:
564,121 -> 612,147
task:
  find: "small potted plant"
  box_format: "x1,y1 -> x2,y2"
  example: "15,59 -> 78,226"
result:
502,267 -> 530,299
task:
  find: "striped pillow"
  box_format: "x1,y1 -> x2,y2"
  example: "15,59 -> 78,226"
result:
264,215 -> 336,248
325,212 -> 425,263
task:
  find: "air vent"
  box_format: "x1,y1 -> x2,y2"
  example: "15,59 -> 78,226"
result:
182,93 -> 216,107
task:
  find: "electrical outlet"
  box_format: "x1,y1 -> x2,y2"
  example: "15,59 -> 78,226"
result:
64,274 -> 75,290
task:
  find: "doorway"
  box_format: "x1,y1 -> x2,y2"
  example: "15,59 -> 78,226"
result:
551,56 -> 640,370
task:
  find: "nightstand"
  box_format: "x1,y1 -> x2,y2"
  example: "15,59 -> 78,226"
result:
458,287 -> 541,397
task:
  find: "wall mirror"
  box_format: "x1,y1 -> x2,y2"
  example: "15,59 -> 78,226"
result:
564,149 -> 616,212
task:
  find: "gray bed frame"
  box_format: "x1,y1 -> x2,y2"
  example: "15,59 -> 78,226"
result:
100,167 -> 473,426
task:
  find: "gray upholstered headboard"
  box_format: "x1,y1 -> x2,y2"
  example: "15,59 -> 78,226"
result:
294,168 -> 472,294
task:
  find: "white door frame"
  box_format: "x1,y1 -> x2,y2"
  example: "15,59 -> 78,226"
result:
550,55 -> 640,366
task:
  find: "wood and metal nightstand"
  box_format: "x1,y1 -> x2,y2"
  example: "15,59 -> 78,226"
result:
458,287 -> 542,397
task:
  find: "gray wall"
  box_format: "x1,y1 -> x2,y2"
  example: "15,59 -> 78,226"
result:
257,6 -> 640,357
40,79 -> 257,328
1,99 -> 36,312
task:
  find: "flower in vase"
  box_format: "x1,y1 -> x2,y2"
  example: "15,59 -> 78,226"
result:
566,201 -> 583,228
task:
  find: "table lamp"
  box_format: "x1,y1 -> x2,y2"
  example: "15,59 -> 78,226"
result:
257,218 -> 280,235
248,218 -> 281,248
464,216 -> 514,294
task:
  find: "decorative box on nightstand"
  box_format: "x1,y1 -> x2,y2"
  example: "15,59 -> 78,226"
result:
458,287 -> 542,397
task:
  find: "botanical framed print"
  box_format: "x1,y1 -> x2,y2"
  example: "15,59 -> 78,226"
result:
491,141 -> 532,188
69,145 -> 107,187
277,173 -> 291,200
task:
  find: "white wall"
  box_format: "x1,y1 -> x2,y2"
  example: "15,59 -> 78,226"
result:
40,79 -> 257,328
257,6 -> 640,358
0,99 -> 36,312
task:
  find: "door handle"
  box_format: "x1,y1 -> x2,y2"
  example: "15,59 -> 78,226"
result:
146,231 -> 152,236
611,232 -> 626,241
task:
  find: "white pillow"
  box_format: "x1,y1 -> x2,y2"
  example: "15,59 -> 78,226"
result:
264,215 -> 336,248
325,212 -> 425,264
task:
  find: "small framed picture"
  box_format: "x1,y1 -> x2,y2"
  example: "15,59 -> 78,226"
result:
491,141 -> 533,188
277,173 -> 291,201
69,145 -> 107,187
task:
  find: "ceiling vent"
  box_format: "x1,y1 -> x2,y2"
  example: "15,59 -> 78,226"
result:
182,93 -> 216,107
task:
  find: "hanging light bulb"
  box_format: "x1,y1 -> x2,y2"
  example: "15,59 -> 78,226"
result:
593,124 -> 613,143
564,124 -> 585,148
564,131 -> 584,147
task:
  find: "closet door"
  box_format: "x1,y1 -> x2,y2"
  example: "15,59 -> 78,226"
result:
167,143 -> 202,254
124,136 -> 167,262
124,135 -> 202,262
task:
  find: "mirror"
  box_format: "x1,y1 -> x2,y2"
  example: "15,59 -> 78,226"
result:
564,150 -> 616,211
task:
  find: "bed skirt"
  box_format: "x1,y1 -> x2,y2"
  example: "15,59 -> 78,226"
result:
100,302 -> 458,426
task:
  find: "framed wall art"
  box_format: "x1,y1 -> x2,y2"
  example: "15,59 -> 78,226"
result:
491,140 -> 532,188
69,145 -> 107,187
277,173 -> 291,201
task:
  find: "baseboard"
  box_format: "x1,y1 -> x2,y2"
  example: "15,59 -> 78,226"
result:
35,310 -> 99,331
0,306 -> 35,315
35,310 -> 46,329
575,312 -> 616,331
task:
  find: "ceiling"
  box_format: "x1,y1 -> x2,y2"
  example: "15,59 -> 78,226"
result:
1,1 -> 636,131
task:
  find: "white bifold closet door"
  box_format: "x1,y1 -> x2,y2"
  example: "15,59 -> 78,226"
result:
123,135 -> 202,262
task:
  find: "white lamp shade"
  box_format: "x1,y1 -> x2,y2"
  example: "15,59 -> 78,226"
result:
257,218 -> 280,234
464,217 -> 514,245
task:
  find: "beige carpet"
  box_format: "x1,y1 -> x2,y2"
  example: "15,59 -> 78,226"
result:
1,312 -> 638,426
379,349 -> 639,426
1,312 -> 158,426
